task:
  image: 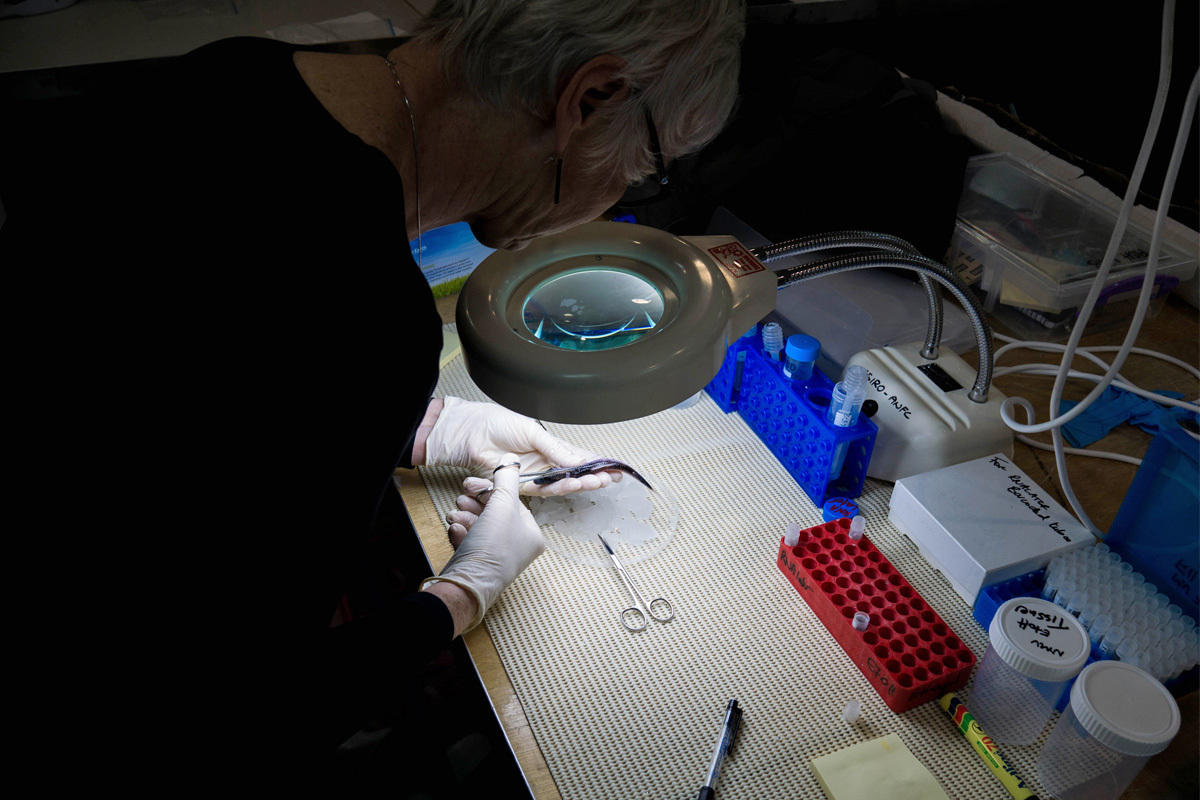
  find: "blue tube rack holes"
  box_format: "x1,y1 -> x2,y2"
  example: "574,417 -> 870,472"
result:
705,334 -> 877,506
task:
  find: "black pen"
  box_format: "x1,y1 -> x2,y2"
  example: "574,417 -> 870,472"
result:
697,699 -> 742,800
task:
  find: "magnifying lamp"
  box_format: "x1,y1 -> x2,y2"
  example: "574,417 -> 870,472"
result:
457,220 -> 997,438
456,221 -> 776,423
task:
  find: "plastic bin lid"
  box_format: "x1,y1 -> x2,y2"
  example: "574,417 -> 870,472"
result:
1069,661 -> 1180,756
988,597 -> 1090,681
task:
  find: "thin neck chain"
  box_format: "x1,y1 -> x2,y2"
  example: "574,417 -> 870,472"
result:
384,58 -> 422,270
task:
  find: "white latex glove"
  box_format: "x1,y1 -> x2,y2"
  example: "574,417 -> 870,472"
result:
423,397 -> 620,496
422,455 -> 545,631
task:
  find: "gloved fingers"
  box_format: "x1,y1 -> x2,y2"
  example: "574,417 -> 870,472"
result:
447,522 -> 469,549
485,453 -> 522,506
454,490 -> 487,516
447,508 -> 479,530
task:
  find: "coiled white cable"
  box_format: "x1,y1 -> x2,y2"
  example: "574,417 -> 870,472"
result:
995,0 -> 1199,533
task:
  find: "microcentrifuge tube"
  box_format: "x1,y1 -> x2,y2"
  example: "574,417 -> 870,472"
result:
827,366 -> 868,480
1099,624 -> 1126,657
848,515 -> 866,541
1041,572 -> 1062,603
1066,591 -> 1089,618
842,699 -> 862,724
784,522 -> 801,548
1089,614 -> 1113,646
1054,581 -> 1077,610
761,322 -> 784,361
852,612 -> 870,631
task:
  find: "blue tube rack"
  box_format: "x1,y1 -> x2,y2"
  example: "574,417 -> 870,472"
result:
705,333 -> 877,506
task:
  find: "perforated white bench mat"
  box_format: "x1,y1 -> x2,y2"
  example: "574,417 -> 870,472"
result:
418,325 -> 1055,799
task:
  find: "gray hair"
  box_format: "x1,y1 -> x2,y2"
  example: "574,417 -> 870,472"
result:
414,0 -> 745,184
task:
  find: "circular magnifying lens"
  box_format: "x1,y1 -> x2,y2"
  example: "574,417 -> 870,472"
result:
522,267 -> 665,351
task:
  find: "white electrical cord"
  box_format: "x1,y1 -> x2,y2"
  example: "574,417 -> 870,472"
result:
1016,434 -> 1144,467
995,0 -> 1198,534
994,364 -> 1200,413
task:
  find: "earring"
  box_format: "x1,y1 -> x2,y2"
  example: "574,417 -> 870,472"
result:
553,158 -> 563,205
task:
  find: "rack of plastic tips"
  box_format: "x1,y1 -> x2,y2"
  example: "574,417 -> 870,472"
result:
776,517 -> 975,712
705,328 -> 877,506
975,543 -> 1200,710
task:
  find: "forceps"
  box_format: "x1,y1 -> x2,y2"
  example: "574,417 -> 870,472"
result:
597,533 -> 673,631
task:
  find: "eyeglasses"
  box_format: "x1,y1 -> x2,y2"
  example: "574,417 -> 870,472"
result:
615,107 -> 672,208
645,107 -> 669,189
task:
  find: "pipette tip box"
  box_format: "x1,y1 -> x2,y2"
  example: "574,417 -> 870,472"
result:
888,453 -> 1096,607
777,518 -> 976,713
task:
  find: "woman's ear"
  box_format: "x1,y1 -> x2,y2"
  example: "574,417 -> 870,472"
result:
553,54 -> 630,157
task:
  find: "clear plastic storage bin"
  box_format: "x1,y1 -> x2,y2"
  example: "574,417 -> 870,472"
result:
968,597 -> 1090,745
946,153 -> 1197,340
1037,661 -> 1180,800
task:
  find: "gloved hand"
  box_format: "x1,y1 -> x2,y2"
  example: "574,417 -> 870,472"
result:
423,455 -> 545,631
423,397 -> 620,496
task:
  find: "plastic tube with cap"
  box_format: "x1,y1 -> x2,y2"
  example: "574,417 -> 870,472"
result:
853,612 -> 870,631
848,515 -> 866,541
762,322 -> 784,362
842,699 -> 862,723
783,522 -> 802,548
827,365 -> 868,479
783,334 -> 821,383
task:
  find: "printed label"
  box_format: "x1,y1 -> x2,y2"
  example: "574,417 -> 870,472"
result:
707,242 -> 766,278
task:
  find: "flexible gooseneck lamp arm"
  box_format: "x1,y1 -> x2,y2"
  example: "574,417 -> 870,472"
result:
753,231 -> 945,360
752,236 -> 995,403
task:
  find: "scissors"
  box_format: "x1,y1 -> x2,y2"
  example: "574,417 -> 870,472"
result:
597,533 -> 674,631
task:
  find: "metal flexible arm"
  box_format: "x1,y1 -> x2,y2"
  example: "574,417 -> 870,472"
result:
752,231 -> 944,359
768,251 -> 995,403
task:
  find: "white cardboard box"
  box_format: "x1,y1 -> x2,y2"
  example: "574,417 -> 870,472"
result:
888,453 -> 1096,607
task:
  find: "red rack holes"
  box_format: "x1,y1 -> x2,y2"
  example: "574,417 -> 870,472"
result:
776,524 -> 976,712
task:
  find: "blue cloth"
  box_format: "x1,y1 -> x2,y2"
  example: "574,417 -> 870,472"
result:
1059,385 -> 1199,448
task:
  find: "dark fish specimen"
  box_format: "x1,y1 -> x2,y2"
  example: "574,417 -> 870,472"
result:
529,458 -> 655,493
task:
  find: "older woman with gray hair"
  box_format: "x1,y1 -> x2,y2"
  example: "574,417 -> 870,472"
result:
0,0 -> 743,786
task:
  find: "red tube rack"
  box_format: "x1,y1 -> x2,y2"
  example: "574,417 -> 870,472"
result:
776,518 -> 976,713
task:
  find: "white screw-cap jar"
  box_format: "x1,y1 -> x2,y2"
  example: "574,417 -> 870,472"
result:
1037,661 -> 1179,800
967,597 -> 1090,745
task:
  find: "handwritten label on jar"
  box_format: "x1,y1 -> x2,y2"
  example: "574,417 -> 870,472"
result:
999,599 -> 1088,664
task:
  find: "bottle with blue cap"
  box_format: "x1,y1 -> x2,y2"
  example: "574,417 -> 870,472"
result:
783,334 -> 820,383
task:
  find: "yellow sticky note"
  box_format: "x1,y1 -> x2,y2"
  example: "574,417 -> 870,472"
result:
810,734 -> 950,800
